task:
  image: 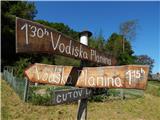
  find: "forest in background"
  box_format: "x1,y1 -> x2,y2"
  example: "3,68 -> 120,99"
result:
1,1 -> 154,77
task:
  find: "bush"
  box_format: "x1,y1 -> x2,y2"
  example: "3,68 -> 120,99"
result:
30,93 -> 51,105
13,58 -> 31,78
28,85 -> 72,105
89,94 -> 108,102
28,86 -> 52,105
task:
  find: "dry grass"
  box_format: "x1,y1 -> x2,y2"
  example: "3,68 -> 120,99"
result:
1,79 -> 160,120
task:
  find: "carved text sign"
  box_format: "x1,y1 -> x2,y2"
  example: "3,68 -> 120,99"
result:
25,63 -> 149,89
52,88 -> 92,104
16,17 -> 116,65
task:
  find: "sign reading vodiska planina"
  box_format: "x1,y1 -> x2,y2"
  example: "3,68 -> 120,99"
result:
25,63 -> 149,89
16,17 -> 116,65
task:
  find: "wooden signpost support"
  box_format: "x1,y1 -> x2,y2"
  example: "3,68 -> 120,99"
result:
77,31 -> 91,120
16,17 -> 150,120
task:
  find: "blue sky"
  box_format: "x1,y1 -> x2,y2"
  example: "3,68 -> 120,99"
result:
34,1 -> 160,73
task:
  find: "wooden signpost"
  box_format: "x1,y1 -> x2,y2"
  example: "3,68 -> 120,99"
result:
16,17 -> 116,66
25,63 -> 149,90
52,88 -> 92,104
15,17 -> 150,120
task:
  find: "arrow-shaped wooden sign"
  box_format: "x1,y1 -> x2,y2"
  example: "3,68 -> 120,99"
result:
25,63 -> 149,89
16,17 -> 116,65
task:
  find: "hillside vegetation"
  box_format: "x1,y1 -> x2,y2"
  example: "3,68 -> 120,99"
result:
1,79 -> 160,120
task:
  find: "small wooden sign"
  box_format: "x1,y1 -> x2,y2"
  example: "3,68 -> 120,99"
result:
25,63 -> 149,89
52,88 -> 92,104
16,17 -> 116,65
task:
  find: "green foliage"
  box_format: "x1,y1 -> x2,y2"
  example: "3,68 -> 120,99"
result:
36,20 -> 79,40
118,52 -> 136,65
105,33 -> 134,65
41,57 -> 52,65
134,55 -> 154,75
30,92 -> 51,105
28,85 -> 73,105
1,1 -> 37,69
89,88 -> 109,102
88,31 -> 110,66
2,1 -> 37,20
89,31 -> 106,51
89,31 -> 135,66
14,58 -> 31,77
29,86 -> 52,105
40,55 -> 55,65
54,55 -> 80,66
90,95 -> 108,102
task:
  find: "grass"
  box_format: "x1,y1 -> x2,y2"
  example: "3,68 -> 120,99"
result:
1,79 -> 160,120
148,80 -> 160,87
145,81 -> 160,96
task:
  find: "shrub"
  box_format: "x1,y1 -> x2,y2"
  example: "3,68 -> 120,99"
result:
13,58 -> 31,77
28,86 -> 52,105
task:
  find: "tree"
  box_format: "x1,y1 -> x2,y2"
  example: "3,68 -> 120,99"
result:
89,31 -> 105,51
95,30 -> 105,51
88,31 -> 107,66
105,33 -> 135,65
36,20 -> 79,40
1,1 -> 37,69
134,55 -> 154,76
119,20 -> 139,52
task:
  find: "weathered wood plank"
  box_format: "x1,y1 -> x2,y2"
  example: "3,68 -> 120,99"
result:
16,17 -> 116,65
25,63 -> 149,89
52,88 -> 92,104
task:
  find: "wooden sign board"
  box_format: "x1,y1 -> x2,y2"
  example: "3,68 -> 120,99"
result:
52,88 -> 92,104
16,17 -> 116,66
25,63 -> 149,89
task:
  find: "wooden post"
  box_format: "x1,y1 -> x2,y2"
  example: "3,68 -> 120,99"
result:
77,98 -> 88,120
77,31 -> 92,120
